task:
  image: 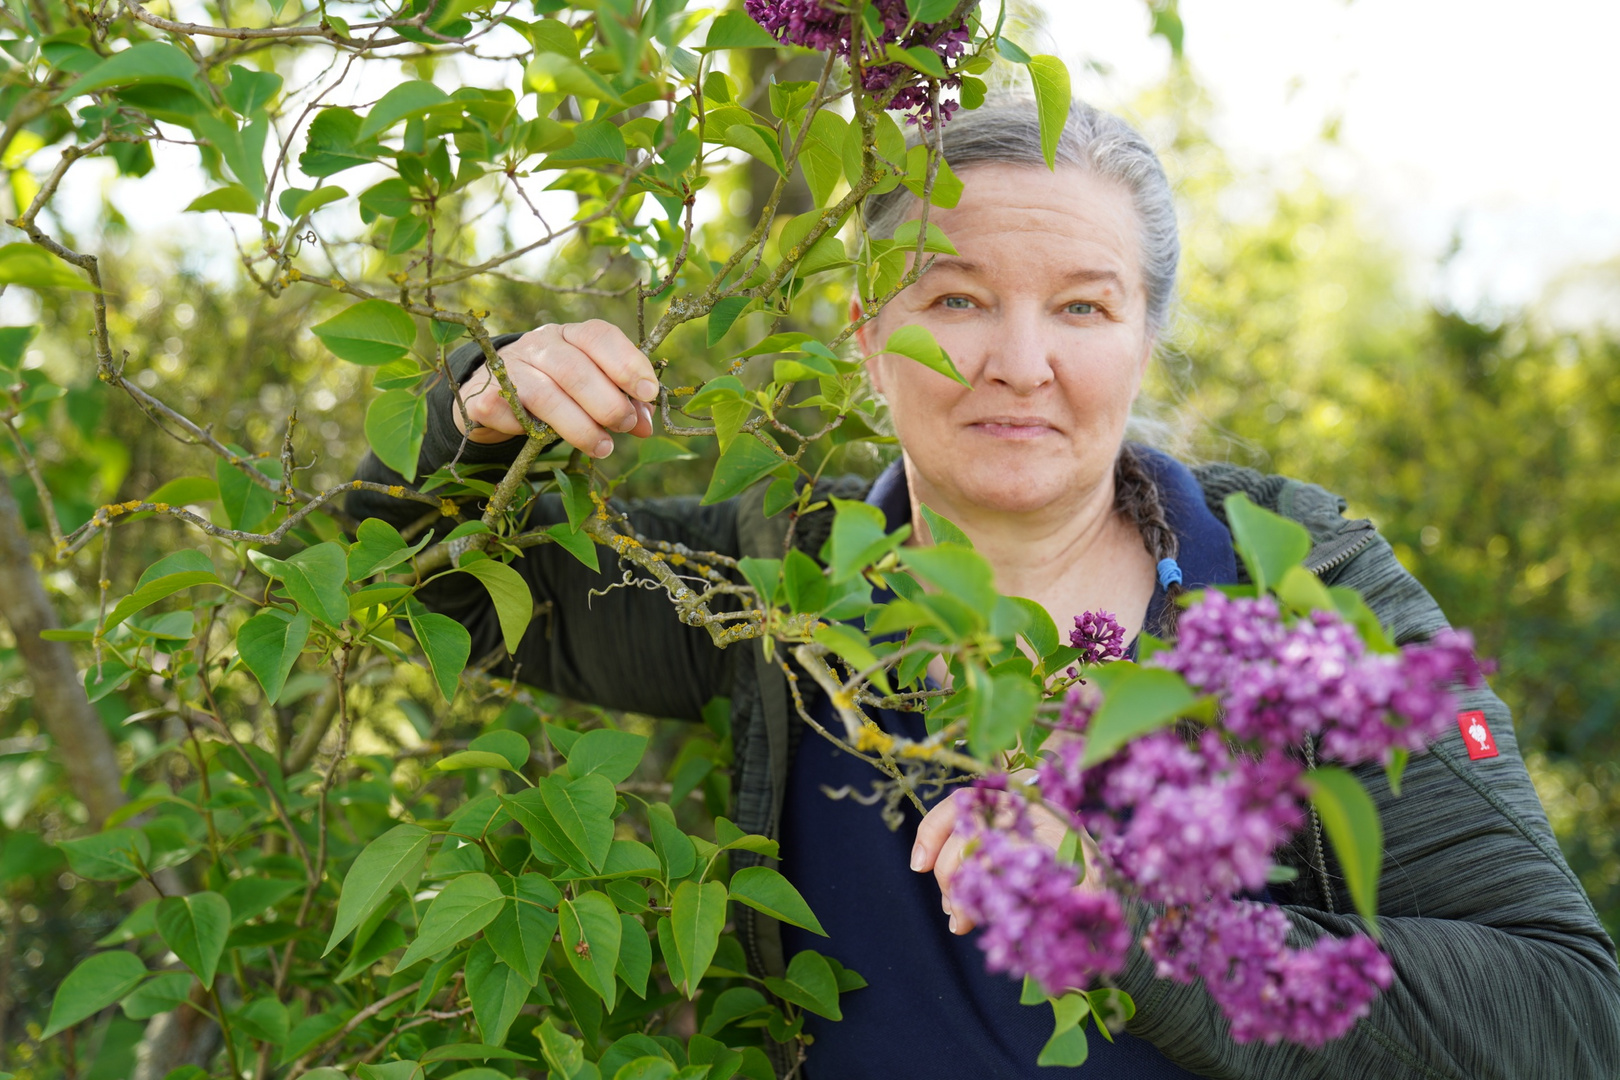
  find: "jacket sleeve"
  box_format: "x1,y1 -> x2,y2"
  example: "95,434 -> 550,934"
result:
1117,524 -> 1620,1079
346,335 -> 738,722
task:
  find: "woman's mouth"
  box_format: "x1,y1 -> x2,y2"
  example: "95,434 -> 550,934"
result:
968,417 -> 1058,439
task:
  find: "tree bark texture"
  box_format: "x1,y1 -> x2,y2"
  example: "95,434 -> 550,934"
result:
0,469 -> 127,828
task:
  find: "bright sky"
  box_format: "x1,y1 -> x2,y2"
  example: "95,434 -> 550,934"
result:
1043,0 -> 1620,318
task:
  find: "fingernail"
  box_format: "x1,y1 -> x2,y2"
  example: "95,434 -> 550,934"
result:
941,897 -> 952,916
593,437 -> 614,458
948,914 -> 959,934
635,378 -> 659,402
910,842 -> 925,872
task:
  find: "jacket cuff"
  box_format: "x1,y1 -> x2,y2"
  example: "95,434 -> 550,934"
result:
418,331 -> 528,475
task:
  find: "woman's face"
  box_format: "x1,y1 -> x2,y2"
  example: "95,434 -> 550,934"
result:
859,163 -> 1153,518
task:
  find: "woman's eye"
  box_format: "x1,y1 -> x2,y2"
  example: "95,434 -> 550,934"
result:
941,296 -> 973,310
1067,301 -> 1096,315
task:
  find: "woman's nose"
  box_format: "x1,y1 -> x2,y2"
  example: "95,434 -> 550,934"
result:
976,314 -> 1057,394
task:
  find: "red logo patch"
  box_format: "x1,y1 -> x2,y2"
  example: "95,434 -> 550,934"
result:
1457,710 -> 1499,760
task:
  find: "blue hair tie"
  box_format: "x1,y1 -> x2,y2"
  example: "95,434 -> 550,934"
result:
1157,558 -> 1183,589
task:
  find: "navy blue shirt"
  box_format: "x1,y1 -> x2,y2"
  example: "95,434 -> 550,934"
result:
779,449 -> 1239,1078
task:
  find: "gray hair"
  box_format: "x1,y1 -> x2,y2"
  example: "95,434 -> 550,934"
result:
864,95 -> 1181,335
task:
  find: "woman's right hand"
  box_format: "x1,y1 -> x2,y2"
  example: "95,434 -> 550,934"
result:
453,320 -> 660,457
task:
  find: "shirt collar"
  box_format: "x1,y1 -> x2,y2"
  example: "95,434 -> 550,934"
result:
861,447 -> 1238,626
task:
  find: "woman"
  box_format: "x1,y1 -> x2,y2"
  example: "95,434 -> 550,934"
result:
349,97 -> 1620,1078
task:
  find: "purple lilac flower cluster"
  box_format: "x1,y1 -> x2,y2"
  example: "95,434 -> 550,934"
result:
744,0 -> 973,126
1154,591 -> 1485,763
1071,610 -> 1127,666
1141,901 -> 1393,1047
950,600 -> 1482,1046
948,791 -> 1133,993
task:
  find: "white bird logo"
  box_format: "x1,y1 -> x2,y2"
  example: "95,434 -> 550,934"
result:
1468,716 -> 1490,750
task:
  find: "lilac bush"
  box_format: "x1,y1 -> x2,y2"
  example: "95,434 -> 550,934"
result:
950,592 -> 1484,1046
745,0 -> 973,125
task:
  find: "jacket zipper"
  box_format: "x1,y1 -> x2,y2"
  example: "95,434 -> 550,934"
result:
1305,529 -> 1377,579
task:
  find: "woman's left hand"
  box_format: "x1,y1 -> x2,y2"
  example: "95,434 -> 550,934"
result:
910,784 -> 1104,934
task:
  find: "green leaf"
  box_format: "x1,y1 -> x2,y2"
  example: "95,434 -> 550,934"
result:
881,324 -> 969,386
325,824 -> 432,954
1006,597 -> 1059,658
1025,55 -> 1071,170
155,892 -> 230,989
900,543 -> 996,612
701,9 -> 782,48
918,504 -> 971,548
312,299 -> 417,366
826,497 -> 908,584
648,804 -> 696,882
223,64 -> 281,116
706,297 -> 751,346
1037,993 -> 1091,1067
967,670 -> 1040,758
215,453 -> 277,532
670,880 -> 727,996
782,548 -> 829,614
58,829 -> 150,882
102,550 -> 221,631
357,80 -> 451,141
811,624 -> 888,695
721,123 -> 784,175
542,117 -> 627,165
437,751 -> 519,773
120,970 -> 193,1020
0,244 -> 94,291
562,890 -> 623,1009
637,437 -> 697,468
550,469 -> 593,533
883,42 -> 946,78
409,609 -> 472,703
701,435 -> 784,505
905,0 -> 958,20
236,609 -> 310,704
568,729 -> 649,784
299,107 -> 383,177
728,866 -> 825,936
347,517 -> 431,580
42,951 -> 148,1038
465,940 -> 528,1046
455,557 -> 533,654
396,873 -> 504,969
486,874 -> 558,984
1276,564 -> 1335,614
54,42 -> 204,105
469,730 -> 531,771
85,661 -> 133,703
270,542 -> 349,627
1306,766 -> 1383,933
365,389 -> 429,482
1223,491 -> 1312,593
184,185 -> 258,215
504,773 -> 616,874
231,998 -> 290,1043
1079,666 -> 1200,767
545,521 -> 600,572
278,185 -> 347,218
0,324 -> 38,374
421,1043 -> 535,1063
763,950 -> 841,1020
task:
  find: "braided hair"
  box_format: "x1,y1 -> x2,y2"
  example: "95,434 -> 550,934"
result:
1113,442 -> 1183,640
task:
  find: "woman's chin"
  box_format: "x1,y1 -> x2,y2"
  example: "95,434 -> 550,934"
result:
941,465 -> 1078,517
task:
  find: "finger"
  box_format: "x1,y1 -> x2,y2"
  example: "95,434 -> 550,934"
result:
560,320 -> 660,402
540,337 -> 644,435
512,369 -> 616,458
630,399 -> 654,438
911,793 -> 962,873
